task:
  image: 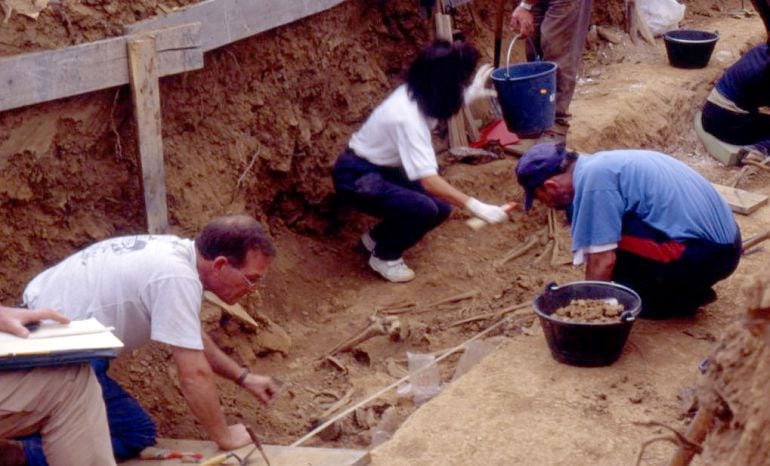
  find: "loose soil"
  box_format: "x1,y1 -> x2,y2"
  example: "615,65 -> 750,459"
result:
0,1 -> 768,464
553,298 -> 624,324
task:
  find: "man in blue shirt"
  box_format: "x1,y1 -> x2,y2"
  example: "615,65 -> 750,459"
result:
516,143 -> 742,318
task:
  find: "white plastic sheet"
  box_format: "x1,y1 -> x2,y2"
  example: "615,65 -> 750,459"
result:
640,0 -> 686,36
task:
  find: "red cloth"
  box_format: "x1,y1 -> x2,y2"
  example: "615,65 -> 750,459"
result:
618,235 -> 686,263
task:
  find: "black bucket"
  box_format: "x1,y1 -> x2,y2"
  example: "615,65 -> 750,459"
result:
532,281 -> 642,367
663,29 -> 719,69
491,35 -> 557,134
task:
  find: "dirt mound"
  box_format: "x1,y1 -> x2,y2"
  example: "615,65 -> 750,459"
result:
694,275 -> 770,465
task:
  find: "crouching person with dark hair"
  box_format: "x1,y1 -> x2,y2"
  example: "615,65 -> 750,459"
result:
332,39 -> 509,283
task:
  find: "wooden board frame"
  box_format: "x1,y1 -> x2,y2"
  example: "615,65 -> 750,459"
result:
0,22 -> 203,113
120,438 -> 370,466
124,0 -> 347,52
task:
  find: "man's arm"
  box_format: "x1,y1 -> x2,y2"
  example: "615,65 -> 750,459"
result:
201,332 -> 279,405
419,174 -> 470,208
171,346 -> 251,450
585,250 -> 616,281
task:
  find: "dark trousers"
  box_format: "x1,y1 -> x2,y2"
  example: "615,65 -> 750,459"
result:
21,359 -> 157,465
702,101 -> 770,155
612,217 -> 741,318
528,0 -> 593,125
332,149 -> 452,260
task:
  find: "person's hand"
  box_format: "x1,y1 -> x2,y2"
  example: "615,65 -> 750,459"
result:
242,374 -> 281,405
463,64 -> 497,105
465,198 -> 510,224
510,6 -> 535,38
0,306 -> 69,338
215,423 -> 252,450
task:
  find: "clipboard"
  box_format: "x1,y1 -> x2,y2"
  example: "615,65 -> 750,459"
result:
0,318 -> 123,371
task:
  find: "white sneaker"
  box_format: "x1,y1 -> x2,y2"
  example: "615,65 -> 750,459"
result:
361,231 -> 376,253
368,255 -> 415,283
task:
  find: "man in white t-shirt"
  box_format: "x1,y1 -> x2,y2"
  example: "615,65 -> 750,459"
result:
19,215 -> 280,465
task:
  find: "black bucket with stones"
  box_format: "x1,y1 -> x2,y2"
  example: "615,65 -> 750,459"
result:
533,281 -> 641,367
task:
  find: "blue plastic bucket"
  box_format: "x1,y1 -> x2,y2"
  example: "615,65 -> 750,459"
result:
491,35 -> 557,135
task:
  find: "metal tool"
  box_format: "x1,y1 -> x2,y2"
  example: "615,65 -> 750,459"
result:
199,427 -> 270,466
246,426 -> 271,466
199,447 -> 256,466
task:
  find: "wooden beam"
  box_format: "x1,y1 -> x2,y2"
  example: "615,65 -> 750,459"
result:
122,438 -> 370,466
0,22 -> 202,113
712,183 -> 768,215
124,0 -> 347,53
128,37 -> 169,234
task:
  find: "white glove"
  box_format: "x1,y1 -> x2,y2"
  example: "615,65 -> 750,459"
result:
463,64 -> 497,105
465,198 -> 509,224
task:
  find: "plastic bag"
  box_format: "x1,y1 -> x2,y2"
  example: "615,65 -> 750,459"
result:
370,407 -> 399,448
640,0 -> 686,36
396,352 -> 441,406
450,341 -> 497,382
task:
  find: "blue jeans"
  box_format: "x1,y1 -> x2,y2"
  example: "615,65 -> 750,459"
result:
332,149 -> 452,260
21,359 -> 156,465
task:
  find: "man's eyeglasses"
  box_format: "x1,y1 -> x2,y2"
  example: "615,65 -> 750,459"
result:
228,263 -> 264,289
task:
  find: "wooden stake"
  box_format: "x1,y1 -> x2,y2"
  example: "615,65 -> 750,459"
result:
128,37 -> 169,234
743,230 -> 770,250
435,5 -> 469,149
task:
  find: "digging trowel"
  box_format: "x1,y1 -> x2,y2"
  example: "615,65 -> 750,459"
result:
245,426 -> 271,466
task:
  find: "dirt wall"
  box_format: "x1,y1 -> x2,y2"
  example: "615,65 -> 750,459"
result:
0,0 -> 432,301
0,0 -> 632,302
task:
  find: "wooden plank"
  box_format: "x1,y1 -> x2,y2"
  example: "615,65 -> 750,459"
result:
128,37 -> 169,234
204,291 -> 260,329
125,0 -> 347,53
434,10 -> 469,149
0,22 -> 202,113
463,104 -> 480,142
713,183 -> 768,215
121,438 -> 370,466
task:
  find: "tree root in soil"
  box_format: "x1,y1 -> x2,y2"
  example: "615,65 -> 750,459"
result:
633,420 -> 704,466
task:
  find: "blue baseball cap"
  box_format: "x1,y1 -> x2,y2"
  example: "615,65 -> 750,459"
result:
515,142 -> 568,211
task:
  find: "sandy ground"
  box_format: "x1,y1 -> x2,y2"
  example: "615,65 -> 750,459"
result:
0,1 -> 768,465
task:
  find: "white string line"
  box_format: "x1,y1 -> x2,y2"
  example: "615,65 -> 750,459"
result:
290,303 -> 531,447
